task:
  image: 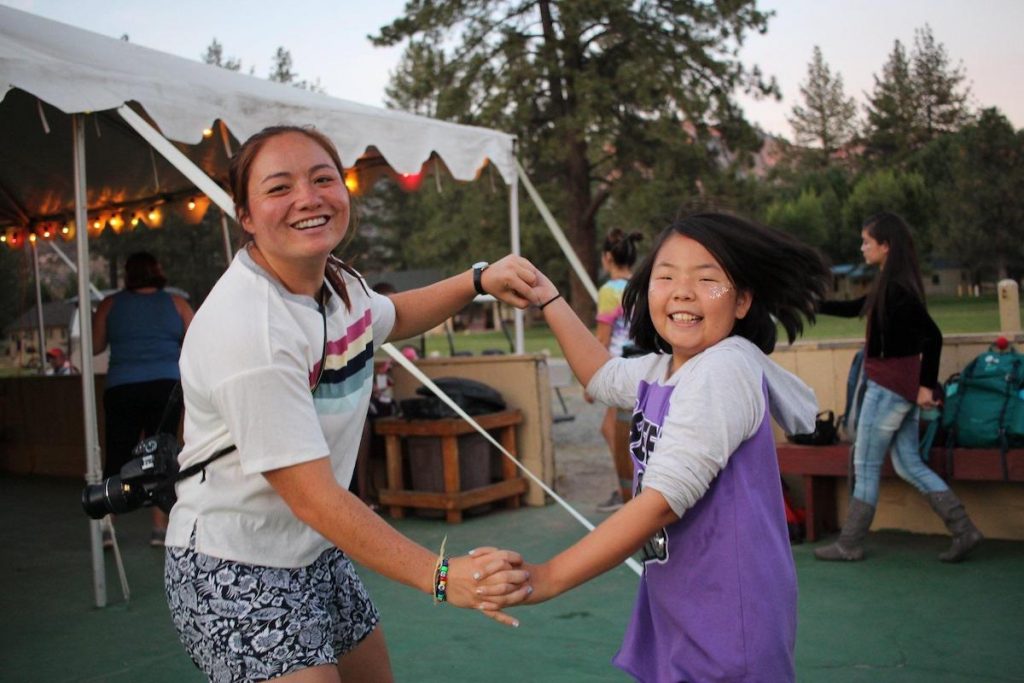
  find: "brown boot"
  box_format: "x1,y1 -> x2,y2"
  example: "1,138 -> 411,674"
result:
814,497 -> 875,561
926,490 -> 983,563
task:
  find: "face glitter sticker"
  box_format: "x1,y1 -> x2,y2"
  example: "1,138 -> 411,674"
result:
702,282 -> 732,300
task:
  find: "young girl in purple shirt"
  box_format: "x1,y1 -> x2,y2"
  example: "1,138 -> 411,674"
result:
512,213 -> 829,682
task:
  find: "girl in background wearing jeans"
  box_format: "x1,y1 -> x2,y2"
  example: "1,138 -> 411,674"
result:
815,212 -> 982,563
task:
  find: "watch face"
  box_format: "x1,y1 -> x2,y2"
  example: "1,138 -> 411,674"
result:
472,261 -> 489,270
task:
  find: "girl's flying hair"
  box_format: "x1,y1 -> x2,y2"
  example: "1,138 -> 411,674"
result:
624,212 -> 829,355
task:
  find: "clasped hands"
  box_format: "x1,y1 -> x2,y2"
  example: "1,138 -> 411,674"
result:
476,256 -> 560,311
446,547 -> 548,628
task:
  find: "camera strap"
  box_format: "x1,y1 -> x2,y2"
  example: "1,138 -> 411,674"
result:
151,444 -> 238,496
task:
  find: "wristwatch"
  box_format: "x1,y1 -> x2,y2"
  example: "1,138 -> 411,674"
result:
472,261 -> 489,296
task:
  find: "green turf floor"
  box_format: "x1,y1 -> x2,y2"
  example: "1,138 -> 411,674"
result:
2,475 -> 1022,682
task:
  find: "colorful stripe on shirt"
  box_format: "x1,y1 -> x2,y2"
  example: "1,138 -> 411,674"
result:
310,309 -> 375,413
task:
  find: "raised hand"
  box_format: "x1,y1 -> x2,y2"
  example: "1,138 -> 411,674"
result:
529,266 -> 559,304
479,255 -> 540,309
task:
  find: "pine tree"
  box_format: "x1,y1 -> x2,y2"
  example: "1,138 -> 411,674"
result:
864,39 -> 916,159
268,47 -> 325,93
372,0 -> 777,321
201,38 -> 241,71
911,24 -> 971,144
788,46 -> 858,166
933,109 -> 1024,279
269,47 -> 294,84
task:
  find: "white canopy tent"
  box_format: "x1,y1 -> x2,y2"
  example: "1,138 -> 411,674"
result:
0,5 -> 537,607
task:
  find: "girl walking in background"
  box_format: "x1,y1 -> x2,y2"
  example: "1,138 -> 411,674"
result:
815,212 -> 982,563
593,228 -> 643,512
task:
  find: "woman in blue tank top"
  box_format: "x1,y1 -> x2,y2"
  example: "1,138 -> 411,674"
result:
93,251 -> 194,547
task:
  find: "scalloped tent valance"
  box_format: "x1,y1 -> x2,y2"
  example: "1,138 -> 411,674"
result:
0,5 -> 516,228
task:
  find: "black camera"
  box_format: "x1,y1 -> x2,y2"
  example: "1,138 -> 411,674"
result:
81,433 -> 181,518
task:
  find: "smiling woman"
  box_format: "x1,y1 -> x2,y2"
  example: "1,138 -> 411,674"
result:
162,125 -> 544,682
230,127 -> 352,298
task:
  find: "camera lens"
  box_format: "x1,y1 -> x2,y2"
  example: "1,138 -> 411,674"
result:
81,476 -> 147,518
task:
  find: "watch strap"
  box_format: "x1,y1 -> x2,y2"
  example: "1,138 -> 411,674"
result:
472,263 -> 488,296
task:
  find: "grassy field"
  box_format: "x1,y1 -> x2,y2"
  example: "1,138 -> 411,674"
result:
407,295 -> 1022,359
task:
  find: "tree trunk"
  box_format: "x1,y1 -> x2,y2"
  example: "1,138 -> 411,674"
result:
565,135 -> 596,326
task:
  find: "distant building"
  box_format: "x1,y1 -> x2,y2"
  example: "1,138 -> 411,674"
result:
923,259 -> 973,297
2,300 -> 77,370
830,259 -> 973,300
830,263 -> 874,300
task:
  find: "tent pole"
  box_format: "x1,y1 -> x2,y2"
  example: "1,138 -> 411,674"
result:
73,114 -> 106,608
219,210 -> 233,267
514,159 -> 598,304
31,240 -> 46,374
117,106 -> 235,219
509,172 -> 525,354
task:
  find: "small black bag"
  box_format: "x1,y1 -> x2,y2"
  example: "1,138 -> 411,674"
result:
786,410 -> 839,446
400,377 -> 506,419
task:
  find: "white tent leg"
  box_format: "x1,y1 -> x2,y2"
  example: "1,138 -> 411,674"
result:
73,114 -> 107,608
31,240 -> 46,374
220,211 -> 233,267
515,159 -> 598,304
509,174 -> 525,354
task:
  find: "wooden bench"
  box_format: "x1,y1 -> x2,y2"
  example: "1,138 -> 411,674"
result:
776,443 -> 1024,541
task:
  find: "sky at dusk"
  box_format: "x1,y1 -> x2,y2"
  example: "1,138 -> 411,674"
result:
5,0 -> 1022,139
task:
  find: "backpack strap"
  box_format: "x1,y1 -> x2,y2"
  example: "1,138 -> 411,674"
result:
919,408 -> 940,464
995,357 -> 1023,480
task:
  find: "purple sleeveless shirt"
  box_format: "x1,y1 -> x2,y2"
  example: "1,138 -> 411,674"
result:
612,378 -> 797,682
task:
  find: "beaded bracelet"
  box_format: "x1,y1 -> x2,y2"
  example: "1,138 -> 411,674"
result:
434,557 -> 450,603
432,536 -> 449,605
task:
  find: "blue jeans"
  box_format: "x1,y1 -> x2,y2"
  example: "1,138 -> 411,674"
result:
852,380 -> 949,506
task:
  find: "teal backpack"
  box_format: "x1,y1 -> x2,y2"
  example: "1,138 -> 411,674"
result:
942,342 -> 1024,479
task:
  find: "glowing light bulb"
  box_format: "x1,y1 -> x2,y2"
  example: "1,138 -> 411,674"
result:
29,233 -> 37,243
187,198 -> 197,211
1,234 -> 7,243
109,214 -> 126,234
92,219 -> 102,230
146,207 -> 164,228
344,173 -> 359,194
61,225 -> 70,234
202,128 -> 214,138
131,215 -> 141,227
397,172 -> 423,192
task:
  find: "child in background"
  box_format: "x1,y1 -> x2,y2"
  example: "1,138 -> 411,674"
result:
517,213 -> 829,682
593,228 -> 643,512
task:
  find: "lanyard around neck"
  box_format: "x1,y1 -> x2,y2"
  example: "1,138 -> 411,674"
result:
310,283 -> 328,394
